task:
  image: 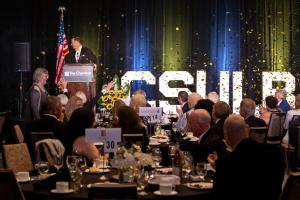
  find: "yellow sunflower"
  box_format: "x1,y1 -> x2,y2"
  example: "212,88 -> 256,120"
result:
112,96 -> 118,102
118,90 -> 123,95
108,90 -> 115,95
102,95 -> 109,102
106,103 -> 113,110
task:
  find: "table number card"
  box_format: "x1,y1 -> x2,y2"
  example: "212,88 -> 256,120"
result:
139,107 -> 163,123
85,128 -> 122,153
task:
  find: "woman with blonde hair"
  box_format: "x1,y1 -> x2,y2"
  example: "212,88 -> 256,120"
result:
130,94 -> 147,113
65,96 -> 84,121
111,100 -> 126,126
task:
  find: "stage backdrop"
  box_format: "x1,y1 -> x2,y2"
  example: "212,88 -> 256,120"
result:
1,0 -> 300,114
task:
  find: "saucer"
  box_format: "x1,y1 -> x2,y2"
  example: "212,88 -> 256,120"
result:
50,189 -> 74,194
84,168 -> 110,174
154,190 -> 178,196
186,182 -> 213,190
17,177 -> 31,183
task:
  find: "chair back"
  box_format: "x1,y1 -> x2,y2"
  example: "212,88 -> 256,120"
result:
0,169 -> 25,200
249,126 -> 269,143
122,133 -> 145,152
2,143 -> 33,173
30,131 -> 54,161
35,139 -> 65,166
12,125 -> 24,143
267,112 -> 286,143
289,115 -> 300,147
0,114 -> 6,143
88,183 -> 137,200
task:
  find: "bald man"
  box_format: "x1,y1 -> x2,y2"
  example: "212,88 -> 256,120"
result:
212,115 -> 285,200
188,109 -> 226,163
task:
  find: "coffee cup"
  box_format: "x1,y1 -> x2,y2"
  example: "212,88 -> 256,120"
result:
94,158 -> 108,168
56,181 -> 69,193
15,171 -> 30,182
159,183 -> 175,195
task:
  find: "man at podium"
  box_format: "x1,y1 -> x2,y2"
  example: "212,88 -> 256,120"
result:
65,37 -> 97,71
64,36 -> 98,103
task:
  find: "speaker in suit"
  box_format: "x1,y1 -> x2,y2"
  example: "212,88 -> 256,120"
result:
65,46 -> 97,65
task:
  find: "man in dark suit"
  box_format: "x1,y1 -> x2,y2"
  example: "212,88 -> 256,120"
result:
211,101 -> 232,139
188,109 -> 226,163
25,96 -> 66,157
65,37 -> 98,70
240,98 -> 266,127
208,115 -> 285,200
176,91 -> 190,114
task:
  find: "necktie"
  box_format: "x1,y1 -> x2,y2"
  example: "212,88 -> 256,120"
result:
75,51 -> 80,62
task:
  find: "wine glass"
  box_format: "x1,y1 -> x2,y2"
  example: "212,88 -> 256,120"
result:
172,122 -> 177,133
154,124 -> 161,136
66,155 -> 79,171
195,162 -> 207,181
152,148 -> 162,168
34,161 -> 49,179
54,155 -> 64,173
168,145 -> 176,165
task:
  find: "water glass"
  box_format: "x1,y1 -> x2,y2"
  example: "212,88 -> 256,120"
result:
152,148 -> 162,168
66,155 -> 79,171
35,161 -> 49,175
54,155 -> 64,172
195,162 -> 207,180
154,124 -> 161,136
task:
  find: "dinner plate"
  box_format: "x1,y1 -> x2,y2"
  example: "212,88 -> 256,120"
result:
84,168 -> 110,174
186,182 -> 213,190
50,189 -> 74,194
154,190 -> 178,196
16,177 -> 32,183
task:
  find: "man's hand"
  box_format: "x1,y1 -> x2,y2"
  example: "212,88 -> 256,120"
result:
105,81 -> 115,91
207,151 -> 218,169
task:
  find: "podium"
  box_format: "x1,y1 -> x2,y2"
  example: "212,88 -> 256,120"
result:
63,64 -> 96,100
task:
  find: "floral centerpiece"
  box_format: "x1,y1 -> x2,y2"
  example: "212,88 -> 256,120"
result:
98,75 -> 130,111
110,144 -> 154,169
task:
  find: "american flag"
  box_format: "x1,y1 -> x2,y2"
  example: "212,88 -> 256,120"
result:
55,15 -> 69,83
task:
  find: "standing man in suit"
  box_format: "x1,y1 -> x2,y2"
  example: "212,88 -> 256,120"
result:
275,89 -> 291,113
65,37 -> 98,71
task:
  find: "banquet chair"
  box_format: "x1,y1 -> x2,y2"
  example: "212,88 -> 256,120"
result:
2,143 -> 33,173
12,125 -> 24,143
249,126 -> 269,143
266,113 -> 286,145
30,131 -> 54,161
122,133 -> 145,152
0,169 -> 25,200
88,183 -> 137,200
0,113 -> 7,144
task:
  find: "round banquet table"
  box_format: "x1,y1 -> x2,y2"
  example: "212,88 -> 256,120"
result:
20,173 -> 213,200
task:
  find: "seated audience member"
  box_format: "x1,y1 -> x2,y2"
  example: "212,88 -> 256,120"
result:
210,101 -> 232,139
75,91 -> 87,105
194,99 -> 214,118
240,98 -> 266,127
282,94 -> 300,145
129,94 -> 147,113
26,96 -> 66,154
117,106 -> 147,135
208,115 -> 285,200
276,89 -> 291,113
66,107 -> 100,160
176,91 -> 190,115
177,93 -> 202,131
133,89 -> 151,107
207,91 -> 220,103
57,94 -> 68,122
259,96 -> 280,125
111,100 -> 126,126
65,96 -> 84,122
117,106 -> 147,151
188,109 -> 225,163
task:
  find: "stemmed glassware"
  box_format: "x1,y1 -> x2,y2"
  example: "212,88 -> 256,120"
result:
152,148 -> 162,168
195,162 -> 207,181
34,161 -> 49,180
54,154 -> 64,173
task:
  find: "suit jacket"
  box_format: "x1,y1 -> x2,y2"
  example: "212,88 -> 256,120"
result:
214,138 -> 285,200
210,117 -> 227,139
245,115 -> 266,127
182,102 -> 190,114
25,115 -> 66,156
278,99 -> 291,113
191,129 -> 226,163
65,46 -> 98,65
